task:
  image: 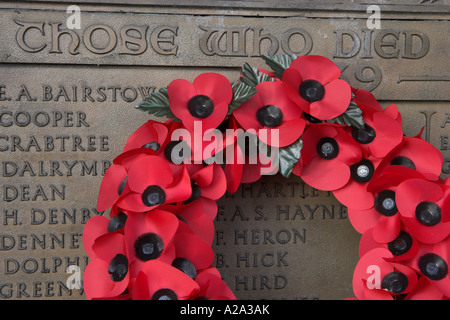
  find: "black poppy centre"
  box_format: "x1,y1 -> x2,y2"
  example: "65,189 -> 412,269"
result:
352,124 -> 376,144
141,141 -> 161,152
134,232 -> 164,261
164,140 -> 190,164
183,180 -> 201,204
152,288 -> 178,300
350,159 -> 375,183
381,271 -> 409,294
374,190 -> 397,216
118,177 -> 127,196
108,254 -> 129,282
388,231 -> 413,256
107,212 -> 128,233
256,104 -> 283,127
415,201 -> 441,226
142,185 -> 166,207
188,95 -> 214,118
390,156 -> 416,170
299,79 -> 325,102
419,253 -> 448,281
316,137 -> 339,160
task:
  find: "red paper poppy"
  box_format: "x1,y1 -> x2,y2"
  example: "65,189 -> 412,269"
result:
396,179 -> 450,244
84,232 -> 130,299
96,147 -> 158,212
283,55 -> 352,120
195,267 -> 236,300
233,81 -> 305,147
116,155 -> 192,212
300,124 -> 362,191
237,133 -> 278,183
404,237 -> 450,297
405,276 -> 447,300
333,154 -> 382,211
132,260 -> 199,300
352,248 -> 418,300
182,163 -> 227,212
375,134 -> 444,181
348,166 -> 427,243
168,73 -> 233,134
124,209 -> 179,273
172,229 -> 215,272
203,141 -> 244,194
359,228 -> 419,262
163,200 -> 215,245
83,209 -> 129,260
122,119 -> 168,153
351,87 -> 383,113
348,101 -> 403,158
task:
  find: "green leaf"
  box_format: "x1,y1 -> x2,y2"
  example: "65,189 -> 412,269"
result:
134,87 -> 181,122
240,62 -> 273,88
326,100 -> 365,129
261,54 -> 297,79
277,137 -> 303,178
228,82 -> 257,115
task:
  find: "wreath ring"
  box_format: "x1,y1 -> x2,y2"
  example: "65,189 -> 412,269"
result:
82,54 -> 449,300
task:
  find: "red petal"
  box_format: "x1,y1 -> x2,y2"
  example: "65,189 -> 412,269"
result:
333,179 -> 374,211
200,164 -> 227,200
165,165 -> 192,203
196,267 -> 236,299
127,155 -> 173,193
309,79 -> 352,120
406,277 -> 445,300
84,259 -> 129,300
123,120 -> 167,153
301,157 -> 350,191
133,260 -> 199,300
92,232 -> 126,262
199,101 -> 229,132
232,94 -> 264,131
255,81 -> 303,120
173,232 -> 215,270
291,55 -> 341,85
372,215 -> 401,243
282,67 -> 309,111
170,201 -> 215,245
258,118 -> 305,147
146,209 -> 180,248
396,179 -> 444,219
241,163 -> 263,183
193,73 -> 233,106
403,217 -> 450,244
301,124 -> 339,165
191,164 -> 214,187
352,248 -> 394,299
116,192 -> 150,212
401,137 -> 444,177
168,79 -> 196,120
368,112 -> 403,158
97,164 -> 127,212
83,215 -> 109,259
335,127 -> 362,165
352,88 -> 383,112
348,207 -> 380,234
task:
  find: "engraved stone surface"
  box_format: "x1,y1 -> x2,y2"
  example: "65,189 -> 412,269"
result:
0,1 -> 448,300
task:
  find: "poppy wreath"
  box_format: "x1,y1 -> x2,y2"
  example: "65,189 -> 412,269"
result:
83,54 -> 449,300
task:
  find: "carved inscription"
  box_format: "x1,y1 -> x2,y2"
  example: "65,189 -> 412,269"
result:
213,175 -> 361,300
0,7 -> 447,300
1,12 -> 447,100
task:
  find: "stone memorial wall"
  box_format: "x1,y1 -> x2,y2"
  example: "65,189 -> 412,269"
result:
0,0 -> 448,299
